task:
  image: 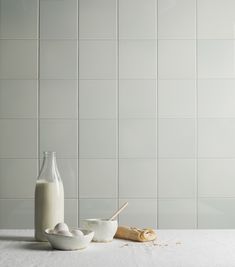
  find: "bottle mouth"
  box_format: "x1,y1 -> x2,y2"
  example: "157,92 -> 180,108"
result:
43,151 -> 56,157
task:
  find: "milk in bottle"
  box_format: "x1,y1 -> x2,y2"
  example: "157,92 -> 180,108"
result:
34,152 -> 64,241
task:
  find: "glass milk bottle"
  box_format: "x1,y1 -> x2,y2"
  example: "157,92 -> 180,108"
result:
35,151 -> 64,241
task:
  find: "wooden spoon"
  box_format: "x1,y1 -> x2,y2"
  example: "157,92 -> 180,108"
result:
109,202 -> 128,221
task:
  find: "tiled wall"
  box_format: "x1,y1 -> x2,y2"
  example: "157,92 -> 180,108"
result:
0,0 -> 235,229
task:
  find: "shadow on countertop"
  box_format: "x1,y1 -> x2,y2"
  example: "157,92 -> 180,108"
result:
22,242 -> 52,251
0,235 -> 35,242
0,235 -> 52,251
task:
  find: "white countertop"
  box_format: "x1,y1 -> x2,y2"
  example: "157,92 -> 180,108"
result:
1,229 -> 235,267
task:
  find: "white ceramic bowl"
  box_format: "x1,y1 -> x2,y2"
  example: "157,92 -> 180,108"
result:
44,228 -> 94,250
81,219 -> 118,242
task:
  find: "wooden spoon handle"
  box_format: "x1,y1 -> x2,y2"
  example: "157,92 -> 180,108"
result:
109,202 -> 128,221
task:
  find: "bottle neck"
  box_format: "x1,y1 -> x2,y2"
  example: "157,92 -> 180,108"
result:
38,152 -> 61,183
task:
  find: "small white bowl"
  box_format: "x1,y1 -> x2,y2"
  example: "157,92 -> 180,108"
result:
44,228 -> 94,250
81,219 -> 118,242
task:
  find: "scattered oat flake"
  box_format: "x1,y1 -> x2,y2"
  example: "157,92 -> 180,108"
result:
120,243 -> 129,248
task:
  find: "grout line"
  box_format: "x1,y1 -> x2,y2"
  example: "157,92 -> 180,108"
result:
156,0 -> 159,229
0,79 -> 39,81
2,38 -> 235,41
80,197 -> 194,200
195,0 -> 199,229
0,38 -> 39,41
0,78 -> 78,81
2,157 -> 235,160
0,157 -> 78,160
0,198 -> 81,200
69,197 -> 235,200
0,118 -> 39,120
37,0 -> 40,176
3,117 -> 235,120
3,77 -> 235,81
117,0 -> 120,224
78,197 -> 235,200
35,38 -> 80,41
4,157 -> 235,160
77,0 -> 80,228
2,196 -> 235,200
